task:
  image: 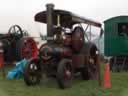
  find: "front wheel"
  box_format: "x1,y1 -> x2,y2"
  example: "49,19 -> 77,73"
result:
57,59 -> 73,89
24,58 -> 42,86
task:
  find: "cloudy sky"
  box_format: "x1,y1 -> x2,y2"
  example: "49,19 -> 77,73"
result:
0,0 -> 127,36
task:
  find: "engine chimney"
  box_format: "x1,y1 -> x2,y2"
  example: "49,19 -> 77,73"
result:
46,3 -> 54,43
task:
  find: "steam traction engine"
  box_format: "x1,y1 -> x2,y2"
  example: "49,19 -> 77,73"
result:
0,25 -> 37,62
24,4 -> 102,89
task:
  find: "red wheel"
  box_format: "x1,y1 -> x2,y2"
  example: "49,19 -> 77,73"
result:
16,37 -> 38,61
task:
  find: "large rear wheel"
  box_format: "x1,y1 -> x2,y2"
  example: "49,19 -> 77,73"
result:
80,43 -> 101,85
87,44 -> 101,86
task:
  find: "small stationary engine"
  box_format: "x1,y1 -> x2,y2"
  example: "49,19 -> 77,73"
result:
0,25 -> 38,62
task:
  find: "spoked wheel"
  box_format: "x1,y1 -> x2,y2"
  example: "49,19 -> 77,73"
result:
79,43 -> 100,82
87,44 -> 100,80
8,25 -> 23,41
16,37 -> 38,61
57,59 -> 73,89
24,58 -> 42,86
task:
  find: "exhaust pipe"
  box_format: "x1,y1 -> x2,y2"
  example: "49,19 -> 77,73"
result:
46,3 -> 54,43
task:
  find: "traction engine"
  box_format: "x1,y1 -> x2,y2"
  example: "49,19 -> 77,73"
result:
24,3 -> 102,89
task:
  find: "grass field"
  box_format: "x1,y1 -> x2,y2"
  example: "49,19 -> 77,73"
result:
0,64 -> 128,96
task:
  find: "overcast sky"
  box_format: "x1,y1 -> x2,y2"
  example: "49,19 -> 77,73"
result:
0,0 -> 128,36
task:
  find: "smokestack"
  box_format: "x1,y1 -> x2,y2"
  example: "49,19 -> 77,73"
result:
46,3 -> 54,43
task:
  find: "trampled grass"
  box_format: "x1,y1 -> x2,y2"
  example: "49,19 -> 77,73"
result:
0,64 -> 128,96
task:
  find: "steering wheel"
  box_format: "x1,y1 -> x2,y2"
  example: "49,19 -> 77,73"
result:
8,25 -> 23,38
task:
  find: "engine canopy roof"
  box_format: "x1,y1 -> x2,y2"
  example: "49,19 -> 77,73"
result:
35,9 -> 101,28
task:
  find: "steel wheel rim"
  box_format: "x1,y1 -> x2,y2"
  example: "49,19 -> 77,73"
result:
8,25 -> 23,38
27,63 -> 39,84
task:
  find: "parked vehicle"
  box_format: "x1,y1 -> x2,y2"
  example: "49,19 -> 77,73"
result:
104,16 -> 128,72
0,25 -> 38,62
24,4 -> 102,89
